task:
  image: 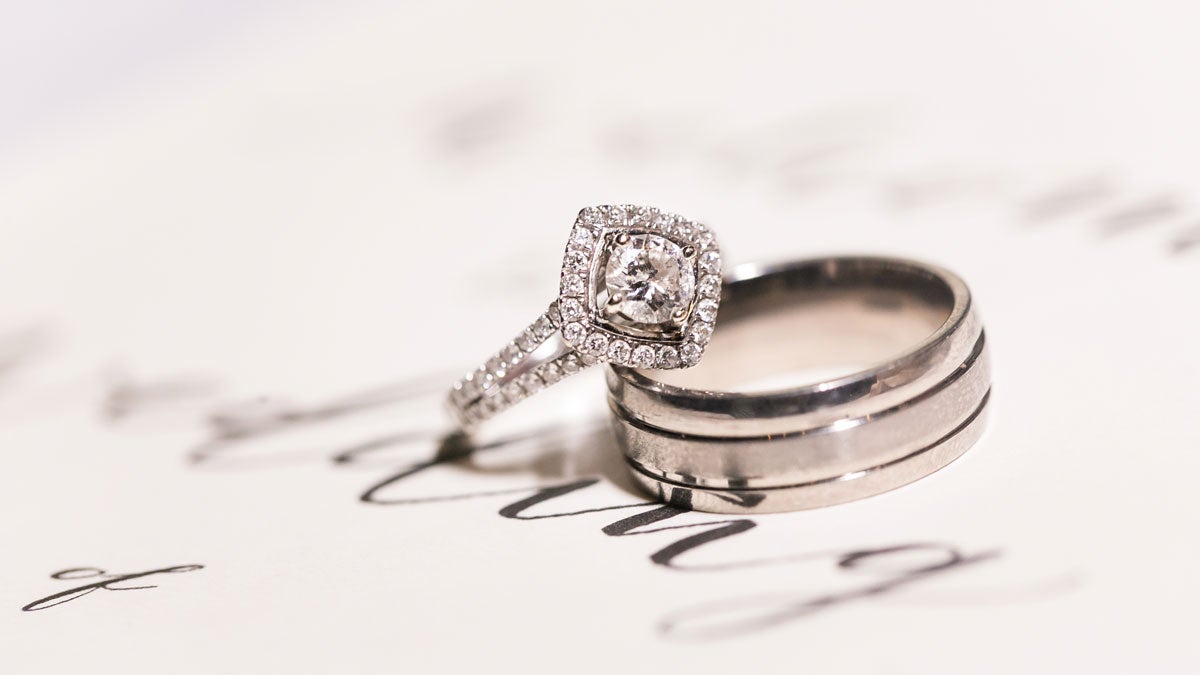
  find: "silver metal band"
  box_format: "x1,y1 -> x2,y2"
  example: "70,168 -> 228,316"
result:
605,256 -> 991,513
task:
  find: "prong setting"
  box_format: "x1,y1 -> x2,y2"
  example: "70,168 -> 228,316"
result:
557,204 -> 721,369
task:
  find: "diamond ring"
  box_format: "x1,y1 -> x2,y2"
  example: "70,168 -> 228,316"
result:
447,204 -> 723,428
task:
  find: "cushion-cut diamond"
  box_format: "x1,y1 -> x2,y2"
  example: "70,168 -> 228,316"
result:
602,234 -> 696,327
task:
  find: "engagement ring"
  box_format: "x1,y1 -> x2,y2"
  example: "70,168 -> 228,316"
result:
448,205 -> 723,428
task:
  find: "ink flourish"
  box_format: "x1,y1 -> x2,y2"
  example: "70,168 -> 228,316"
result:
189,376 -> 1002,640
23,565 -> 204,612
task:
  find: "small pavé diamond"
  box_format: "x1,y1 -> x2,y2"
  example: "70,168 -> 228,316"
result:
607,339 -> 632,362
561,354 -> 582,373
563,322 -> 586,344
560,297 -> 585,321
540,362 -> 563,384
520,373 -> 544,394
699,251 -> 720,274
532,315 -> 555,339
500,343 -> 523,366
461,373 -> 480,399
699,275 -> 721,298
584,332 -> 609,355
657,346 -> 680,368
628,206 -> 655,227
565,250 -> 590,272
631,345 -> 656,368
689,320 -> 714,343
502,382 -> 523,403
680,342 -> 702,365
477,368 -> 496,391
570,227 -> 593,246
696,299 -> 719,323
516,330 -> 538,352
561,274 -> 585,295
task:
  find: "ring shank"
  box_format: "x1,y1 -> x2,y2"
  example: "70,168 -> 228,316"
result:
447,304 -> 595,427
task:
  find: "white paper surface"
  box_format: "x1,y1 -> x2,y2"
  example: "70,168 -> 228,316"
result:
2,2 -> 1198,673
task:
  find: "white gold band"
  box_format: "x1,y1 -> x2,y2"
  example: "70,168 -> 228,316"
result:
606,256 -> 991,513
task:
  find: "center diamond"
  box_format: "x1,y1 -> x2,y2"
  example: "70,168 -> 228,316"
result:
601,233 -> 696,328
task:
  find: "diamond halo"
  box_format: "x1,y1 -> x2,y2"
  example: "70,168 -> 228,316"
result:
558,204 -> 721,368
449,204 -> 722,428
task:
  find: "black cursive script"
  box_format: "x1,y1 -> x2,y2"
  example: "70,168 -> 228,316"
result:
23,565 -> 205,612
193,385 -> 1003,639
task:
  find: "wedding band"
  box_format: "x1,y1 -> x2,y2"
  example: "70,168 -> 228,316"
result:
447,205 -> 724,428
606,256 -> 990,513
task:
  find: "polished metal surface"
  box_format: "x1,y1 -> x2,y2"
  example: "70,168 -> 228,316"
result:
622,392 -> 989,514
606,256 -> 991,513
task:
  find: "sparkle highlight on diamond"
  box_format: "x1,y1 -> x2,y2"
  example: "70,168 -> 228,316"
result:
602,233 -> 696,328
